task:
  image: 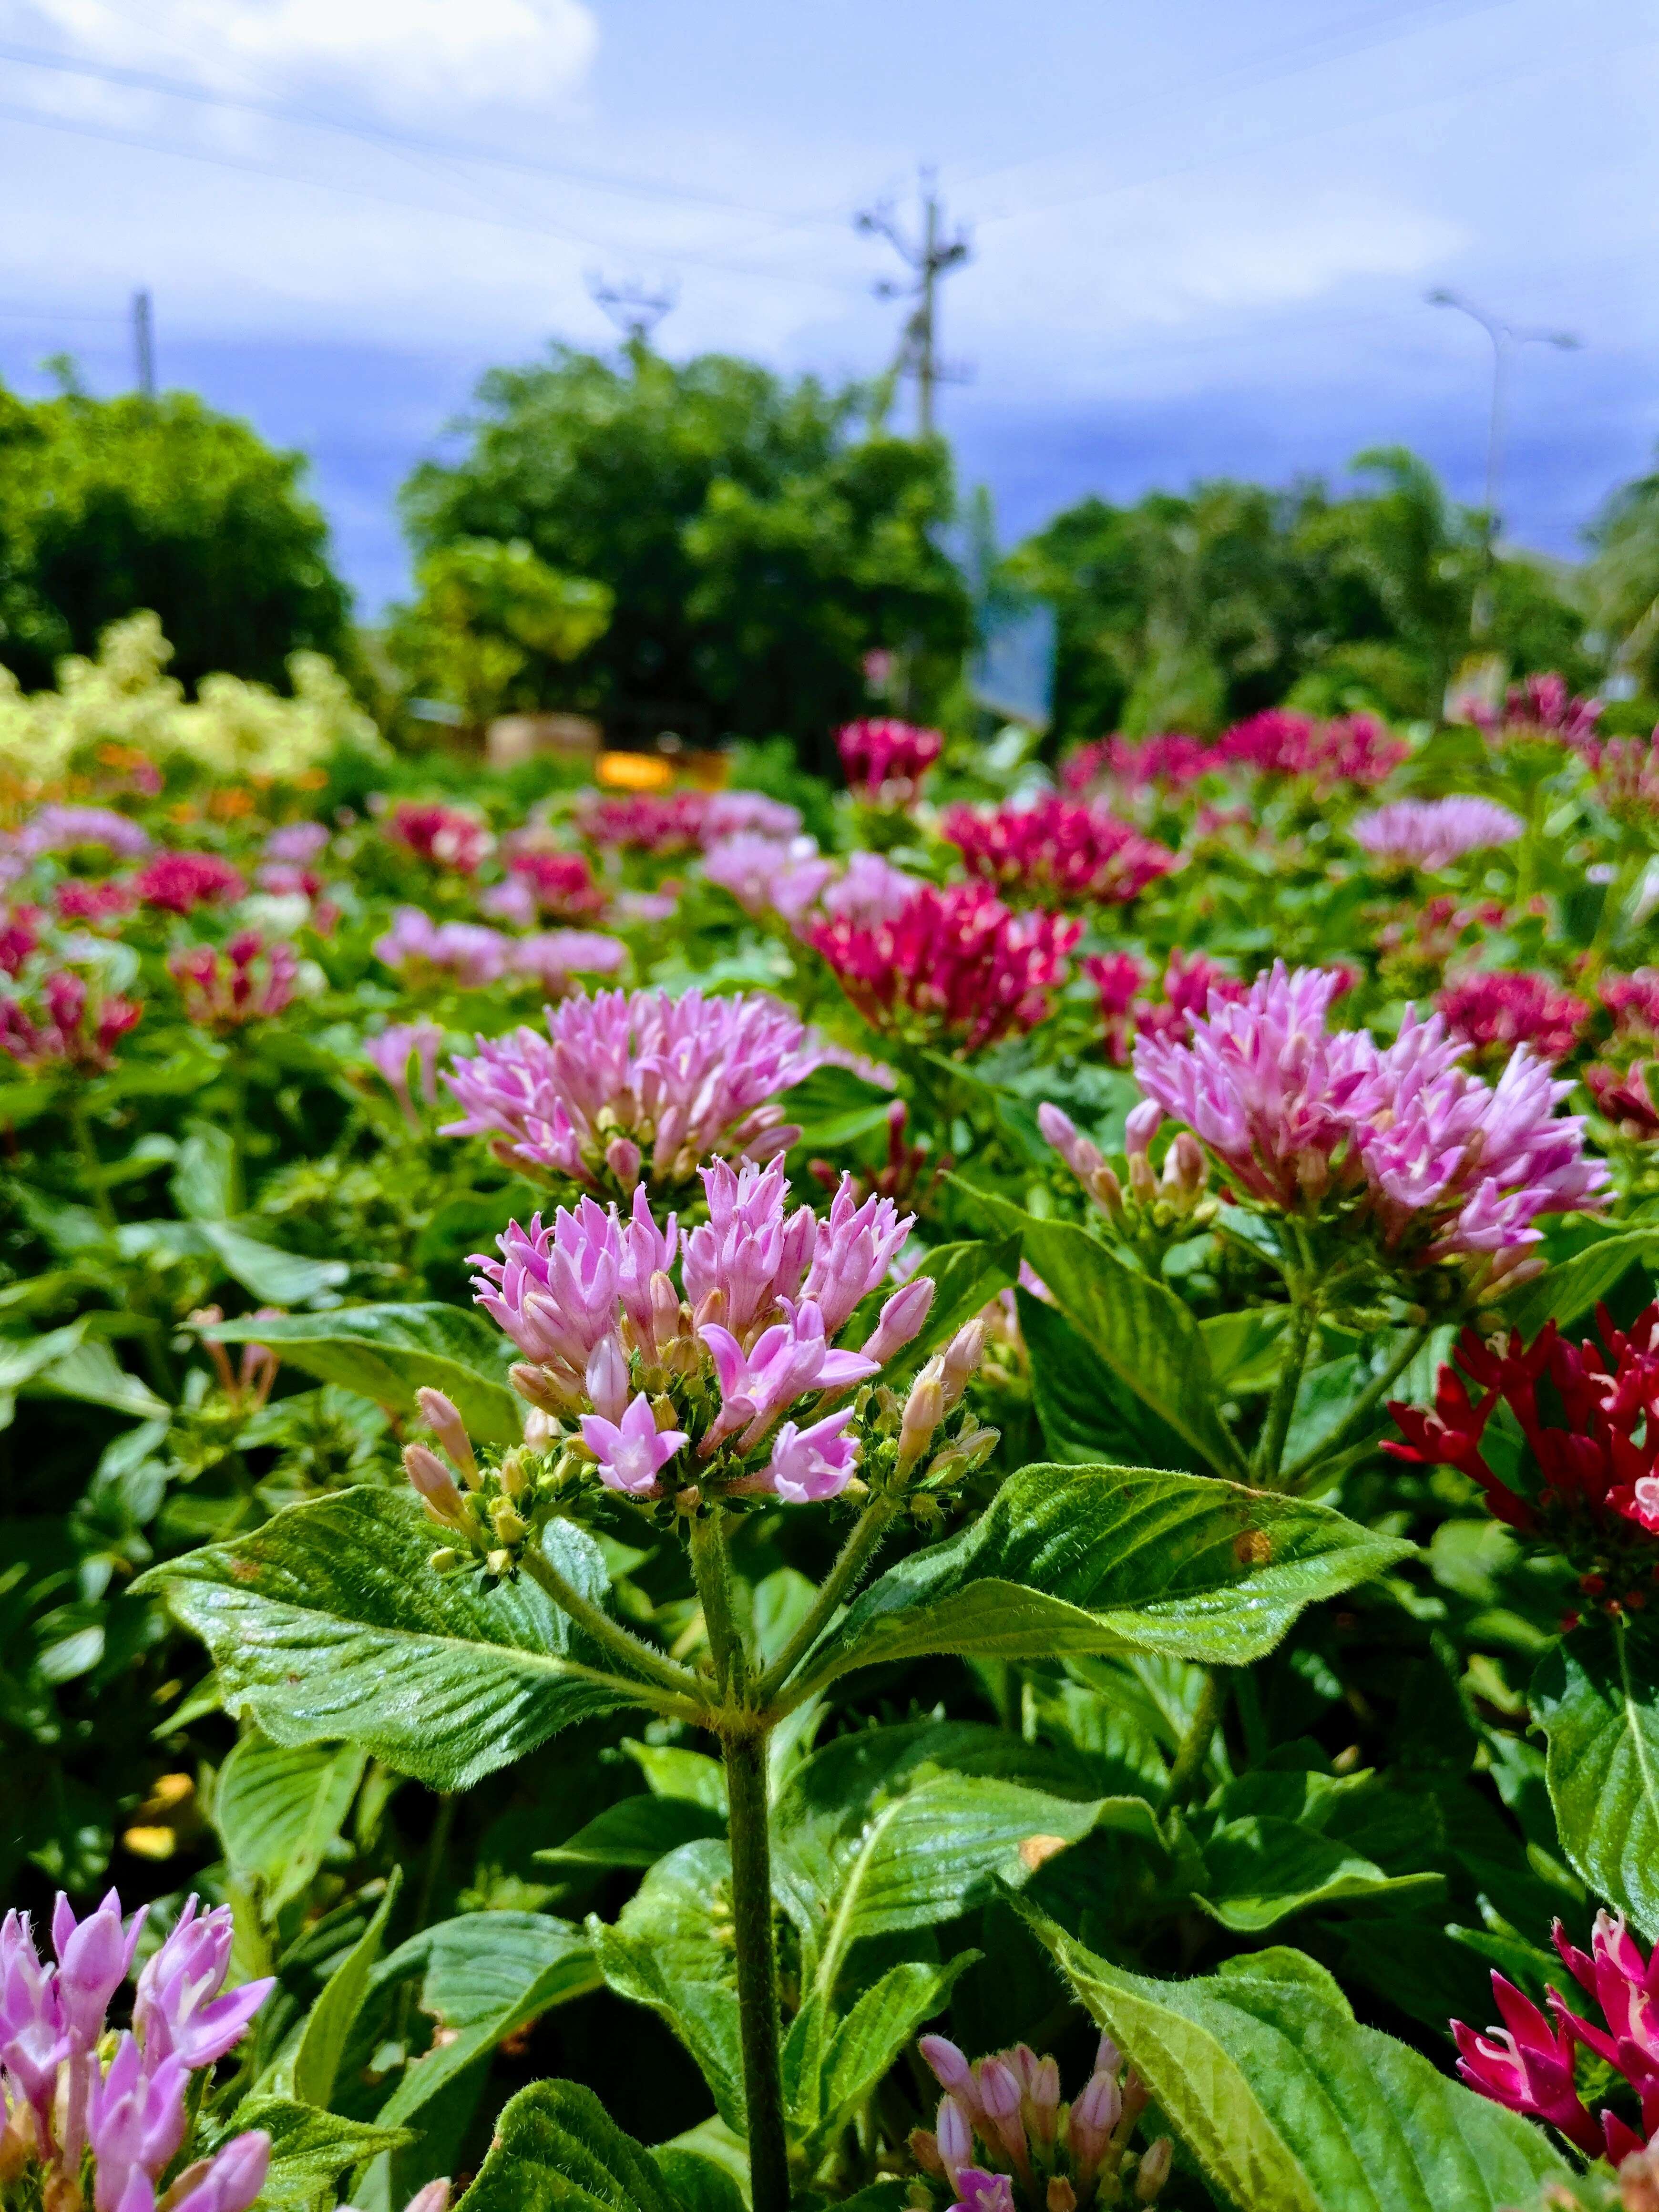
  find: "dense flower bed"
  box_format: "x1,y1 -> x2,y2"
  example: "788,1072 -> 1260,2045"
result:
8,684 -> 1659,2212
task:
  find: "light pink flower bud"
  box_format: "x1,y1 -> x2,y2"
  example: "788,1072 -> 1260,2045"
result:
52,1890 -> 146,2045
936,2095 -> 973,2187
1135,2138 -> 1172,2202
1095,2034 -> 1121,2077
167,2130 -> 270,2212
585,1334 -> 630,1424
977,2058 -> 1030,2174
862,1276 -> 935,1365
1068,2069 -> 1122,2178
1125,1098 -> 1163,1157
1163,1131 -> 1206,1196
1128,1149 -> 1157,1205
416,1388 -> 476,1479
921,2036 -> 981,2112
403,2183 -> 451,2212
939,1318 -> 985,1409
403,1444 -> 467,1526
1028,2053 -> 1061,2151
896,1359 -> 946,1476
605,1135 -> 642,1192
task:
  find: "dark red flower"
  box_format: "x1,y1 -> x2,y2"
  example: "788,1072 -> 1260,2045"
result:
133,852 -> 246,915
1436,971 -> 1591,1066
942,796 -> 1174,907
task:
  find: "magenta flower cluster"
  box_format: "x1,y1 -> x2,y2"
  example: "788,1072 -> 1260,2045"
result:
463,1159 -> 933,1503
441,986 -> 825,1196
1126,961 -> 1606,1291
0,1890 -> 273,2212
1350,796 -> 1525,871
373,906 -> 624,993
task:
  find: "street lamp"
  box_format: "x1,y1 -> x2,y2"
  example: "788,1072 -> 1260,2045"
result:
1427,288 -> 1579,638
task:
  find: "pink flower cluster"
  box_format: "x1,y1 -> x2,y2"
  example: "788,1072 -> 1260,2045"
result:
574,789 -> 800,854
1062,712 -> 1406,799
57,881 -> 137,928
835,718 -> 944,807
480,844 -> 608,927
1454,1911 -> 1659,2161
373,907 -> 624,993
1061,731 -> 1212,796
1084,949 -> 1248,1065
702,834 -> 835,925
1130,962 -> 1606,1290
810,881 -> 1080,1057
1577,725 -> 1659,819
1351,797 -> 1525,871
255,823 -> 330,901
133,853 -> 246,917
0,904 -> 40,977
0,1889 -> 273,2212
442,986 -> 826,1194
168,931 -> 299,1030
11,806 -> 152,861
1464,672 -> 1603,748
382,800 -> 492,874
941,796 -> 1175,907
463,1161 -> 939,1503
917,2034 -> 1170,2212
0,972 -> 142,1074
1436,970 -> 1590,1067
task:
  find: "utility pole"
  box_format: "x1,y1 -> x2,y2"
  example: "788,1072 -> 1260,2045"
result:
856,168 -> 972,437
586,272 -> 677,369
132,288 -> 155,400
1427,288 -> 1578,640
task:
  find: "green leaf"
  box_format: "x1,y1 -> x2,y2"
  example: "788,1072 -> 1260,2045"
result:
650,2148 -> 745,2212
807,1955 -> 978,2156
800,1462 -> 1412,1687
292,1867 -> 401,2110
954,1187 -> 1247,1478
27,1332 -> 170,1421
235,2097 -> 412,2209
850,1236 -> 1021,1378
622,1737 -> 729,1810
1021,1289 -> 1201,1472
1505,1228 -> 1659,1337
196,1223 -> 349,1308
204,1303 -> 521,1443
589,1907 -> 746,2135
1533,1618 -> 1659,1940
171,1123 -> 238,1220
536,1795 -> 725,1871
377,1912 -> 600,2127
1019,1908 -> 1568,2212
137,1490 -> 634,1791
213,1732 -> 367,1914
454,2078 -> 677,2212
1195,1816 -> 1442,1934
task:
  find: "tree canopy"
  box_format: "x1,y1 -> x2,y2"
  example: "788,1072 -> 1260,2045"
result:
0,383 -> 351,696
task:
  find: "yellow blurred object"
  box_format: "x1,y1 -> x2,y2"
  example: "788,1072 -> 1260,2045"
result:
140,1772 -> 195,1813
596,750 -> 674,792
121,1826 -> 177,1861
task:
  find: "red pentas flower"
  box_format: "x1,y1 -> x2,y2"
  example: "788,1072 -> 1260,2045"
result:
809,880 -> 1080,1056
168,932 -> 299,1030
1214,707 -> 1408,789
505,846 -> 607,920
1084,950 -> 1248,1065
1454,1911 -> 1659,2162
1436,971 -> 1592,1068
942,796 -> 1175,907
835,717 -> 943,807
1387,1307 -> 1659,1608
0,971 -> 142,1073
1062,732 -> 1212,797
0,904 -> 41,978
55,880 -> 137,927
133,851 -> 246,915
383,800 -> 492,874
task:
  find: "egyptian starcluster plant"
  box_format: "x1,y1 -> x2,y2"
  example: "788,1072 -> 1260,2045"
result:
940,796 -> 1175,909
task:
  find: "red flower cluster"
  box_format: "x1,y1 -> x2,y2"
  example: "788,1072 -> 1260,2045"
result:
809,881 -> 1080,1055
1454,1911 -> 1659,2162
941,797 -> 1175,907
0,971 -> 142,1073
55,881 -> 137,927
383,801 -> 492,874
505,847 -> 608,920
0,905 -> 41,978
133,851 -> 246,915
1084,949 -> 1248,1065
1584,973 -> 1659,1140
1580,727 -> 1659,820
1213,707 -> 1408,788
168,932 -> 299,1030
1436,971 -> 1591,1067
1061,732 -> 1212,795
835,717 -> 943,807
1388,1307 -> 1659,1608
1470,672 -> 1604,748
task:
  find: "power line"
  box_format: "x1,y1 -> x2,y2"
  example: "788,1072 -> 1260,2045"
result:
856,171 -> 972,438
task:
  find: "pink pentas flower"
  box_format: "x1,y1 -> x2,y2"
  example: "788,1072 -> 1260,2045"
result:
0,972 -> 143,1074
263,821 -> 329,865
810,881 -> 1080,1056
383,800 -> 492,873
1351,797 -> 1525,871
918,2031 -> 1168,2208
819,850 -> 920,929
15,805 -> 152,861
1468,671 -> 1604,747
56,880 -> 137,927
133,852 -> 246,916
374,907 -> 511,989
1062,732 -> 1213,797
363,1019 -> 445,1130
0,903 -> 41,977
441,987 -> 825,1197
683,1157 -> 820,1340
500,842 -> 608,921
762,1405 -> 861,1501
574,789 -> 801,855
168,932 -> 299,1030
508,931 -> 627,993
579,1392 -> 688,1494
942,795 -> 1175,907
701,1301 -> 877,1449
702,833 -> 835,924
1435,971 -> 1590,1066
835,717 -> 943,806
1214,707 -> 1407,788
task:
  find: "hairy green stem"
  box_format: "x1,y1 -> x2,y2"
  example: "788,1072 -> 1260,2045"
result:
689,1507 -> 747,1701
755,1492 -> 900,1706
724,1723 -> 791,2212
519,1544 -> 705,1707
1253,1301 -> 1318,1484
1159,1666 -> 1227,1813
1279,1319 -> 1436,1489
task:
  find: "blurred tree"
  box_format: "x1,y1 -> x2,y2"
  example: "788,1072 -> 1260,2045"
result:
1585,454 -> 1659,700
399,346 -> 970,761
0,382 -> 350,694
384,536 -> 612,733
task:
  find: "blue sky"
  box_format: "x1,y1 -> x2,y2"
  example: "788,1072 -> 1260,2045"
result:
0,0 -> 1651,615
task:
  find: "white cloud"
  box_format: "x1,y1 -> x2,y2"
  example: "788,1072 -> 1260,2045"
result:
15,0 -> 599,115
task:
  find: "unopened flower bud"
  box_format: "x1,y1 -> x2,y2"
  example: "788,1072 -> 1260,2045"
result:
935,2096 -> 973,2185
403,2184 -> 451,2212
485,1547 -> 513,1579
1135,2138 -> 1172,2202
978,2058 -> 1030,2171
896,1360 -> 946,1477
489,1498 -> 528,1546
921,2037 -> 983,2113
1028,2053 -> 1060,2151
1125,1099 -> 1162,1157
522,1408 -> 560,1450
585,1334 -> 630,1424
1085,1161 -> 1125,1218
863,1277 -> 936,1365
416,1388 -> 476,1479
499,1448 -> 531,1500
428,1547 -> 462,1573
649,1269 -> 682,1351
1069,2069 -> 1122,2177
1095,2035 -> 1121,2078
1127,1150 -> 1157,1205
605,1135 -> 642,1192
939,1318 -> 985,1410
909,2130 -> 943,2178
1163,1131 -> 1206,1198
510,1362 -> 569,1413
404,1444 -> 467,1526
1046,2181 -> 1076,2212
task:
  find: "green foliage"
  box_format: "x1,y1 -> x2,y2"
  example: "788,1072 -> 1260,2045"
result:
0,382 -> 349,691
386,537 -> 613,731
1533,1618 -> 1659,1939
